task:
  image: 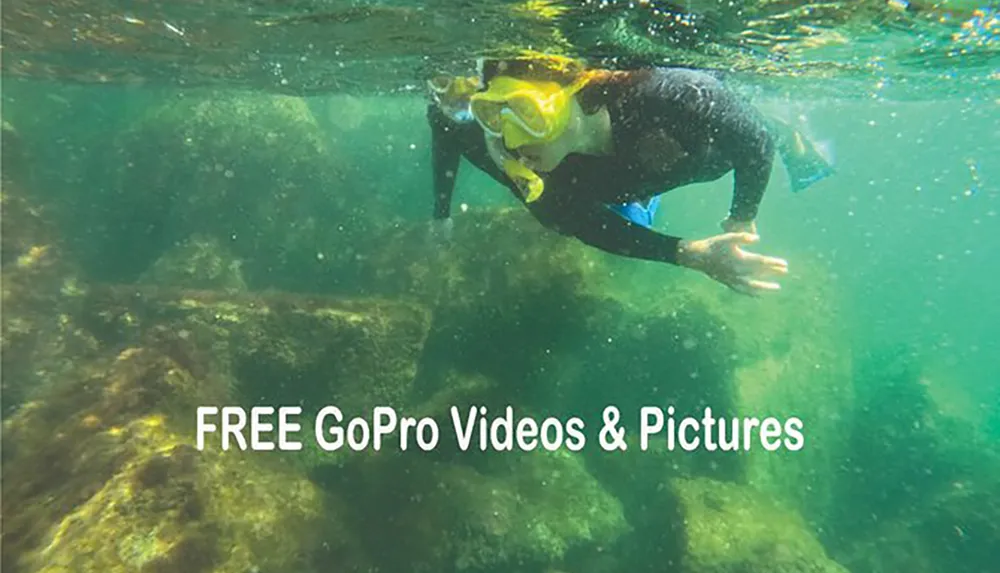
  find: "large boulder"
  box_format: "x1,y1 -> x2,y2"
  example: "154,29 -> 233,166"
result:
605,252 -> 855,527
1,346 -> 369,573
138,234 -> 248,293
358,208 -> 854,527
73,90 -> 384,290
1,123 -> 99,416
316,445 -> 631,573
670,477 -> 851,573
78,286 -> 432,422
828,348 -> 1000,573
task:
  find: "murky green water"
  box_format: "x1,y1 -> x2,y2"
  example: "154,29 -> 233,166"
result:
2,1 -> 998,573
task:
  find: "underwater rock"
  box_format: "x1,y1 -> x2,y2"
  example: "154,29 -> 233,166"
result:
79,285 -> 432,418
1,83 -> 147,199
1,123 -> 62,279
574,473 -> 852,573
670,477 -> 850,573
827,349 -> 1000,572
623,256 -> 855,528
358,207 -> 740,473
348,206 -> 856,572
359,206 -> 610,306
838,466 -> 999,573
138,233 -> 248,292
318,446 -> 630,573
1,346 -> 368,573
358,207 -> 854,527
0,172 -> 99,416
358,207 -> 618,395
83,89 -> 381,288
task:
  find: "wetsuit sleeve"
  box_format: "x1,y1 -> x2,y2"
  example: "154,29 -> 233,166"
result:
427,105 -> 461,220
532,198 -> 683,265
728,120 -> 775,222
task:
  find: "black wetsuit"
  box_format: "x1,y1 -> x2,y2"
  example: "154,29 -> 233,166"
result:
429,67 -> 776,265
428,105 -> 519,220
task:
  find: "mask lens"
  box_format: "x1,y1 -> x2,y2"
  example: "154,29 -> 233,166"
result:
428,76 -> 453,94
470,99 -> 505,135
505,95 -> 548,137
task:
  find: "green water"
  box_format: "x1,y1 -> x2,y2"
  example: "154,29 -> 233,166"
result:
2,1 -> 998,573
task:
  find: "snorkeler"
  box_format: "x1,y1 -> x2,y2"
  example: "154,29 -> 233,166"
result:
428,55 -> 832,294
426,73 -> 661,235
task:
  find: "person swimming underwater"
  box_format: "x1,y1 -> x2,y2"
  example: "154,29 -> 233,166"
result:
426,71 -> 661,237
429,55 -> 834,294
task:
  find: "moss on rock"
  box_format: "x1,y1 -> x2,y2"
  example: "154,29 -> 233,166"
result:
79,285 -> 432,420
828,350 -> 1000,573
838,466 -> 999,573
357,206 -> 854,531
79,90 -> 381,290
0,158 -> 100,416
319,447 -> 630,573
671,477 -> 850,573
1,347 -> 367,573
609,254 -> 854,527
138,234 -> 248,293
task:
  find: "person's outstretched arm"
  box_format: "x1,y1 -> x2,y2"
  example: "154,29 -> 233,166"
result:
531,198 -> 684,264
428,105 -> 462,220
536,195 -> 789,295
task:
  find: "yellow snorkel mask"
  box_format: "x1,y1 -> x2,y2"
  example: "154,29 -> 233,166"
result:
469,74 -> 591,150
469,71 -> 594,202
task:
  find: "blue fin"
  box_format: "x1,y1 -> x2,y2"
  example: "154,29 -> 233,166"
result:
777,126 -> 836,193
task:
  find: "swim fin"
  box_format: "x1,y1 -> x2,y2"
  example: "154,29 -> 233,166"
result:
771,119 -> 836,193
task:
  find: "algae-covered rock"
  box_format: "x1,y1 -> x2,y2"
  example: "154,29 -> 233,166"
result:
839,466 -> 999,573
359,208 -> 742,482
578,472 -> 852,573
138,233 -> 248,292
671,477 -> 850,573
79,286 -> 432,418
359,208 -> 626,401
363,206 -> 612,299
1,347 -> 366,573
358,206 -> 853,529
826,348 -> 1000,573
826,348 -> 956,538
319,447 -> 630,573
610,255 -> 854,527
83,90 -> 380,289
0,149 -> 99,415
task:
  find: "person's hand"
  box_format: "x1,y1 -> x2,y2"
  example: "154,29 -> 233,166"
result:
676,232 -> 788,296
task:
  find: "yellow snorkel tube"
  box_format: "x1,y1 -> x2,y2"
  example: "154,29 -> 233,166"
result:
500,156 -> 546,202
469,71 -> 594,203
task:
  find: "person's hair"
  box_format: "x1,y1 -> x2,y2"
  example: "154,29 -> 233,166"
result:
480,53 -> 589,85
479,52 -> 650,115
